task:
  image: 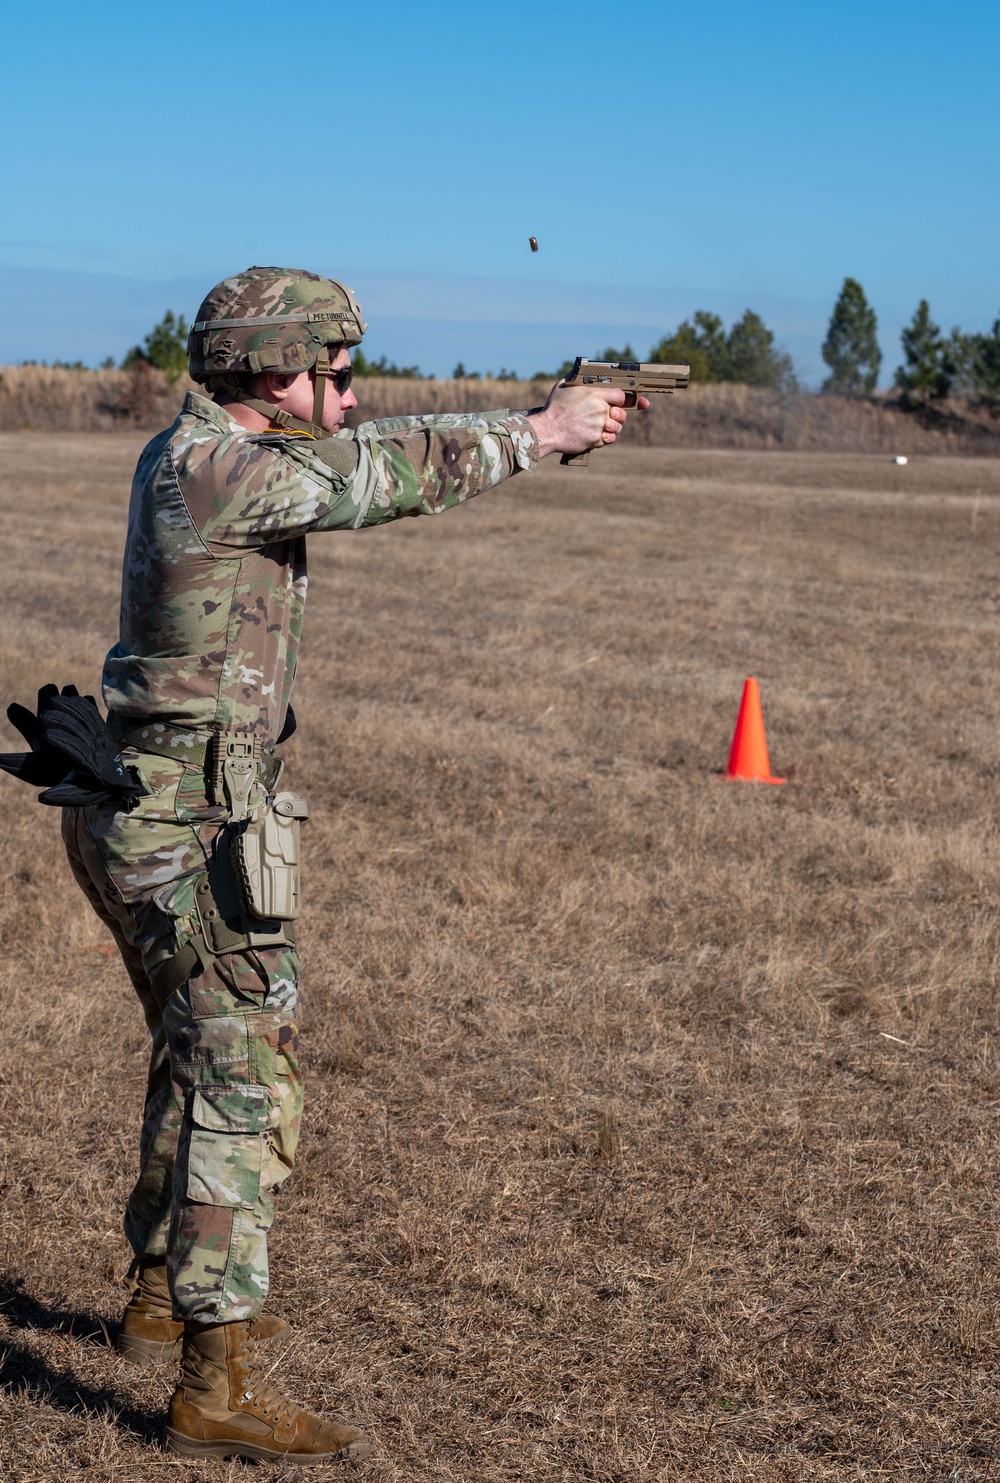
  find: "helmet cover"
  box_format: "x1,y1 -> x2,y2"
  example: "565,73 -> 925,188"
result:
187,266 -> 367,382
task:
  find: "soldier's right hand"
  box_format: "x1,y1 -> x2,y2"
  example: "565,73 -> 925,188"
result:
527,382 -> 648,461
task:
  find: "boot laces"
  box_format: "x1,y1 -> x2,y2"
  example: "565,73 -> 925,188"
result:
238,1335 -> 294,1426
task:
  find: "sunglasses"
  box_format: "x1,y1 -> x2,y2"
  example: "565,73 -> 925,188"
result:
325,363 -> 354,395
314,348 -> 354,396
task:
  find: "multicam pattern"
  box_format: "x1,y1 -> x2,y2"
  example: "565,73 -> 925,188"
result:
166,953 -> 301,1321
187,265 -> 368,379
103,392 -> 538,738
63,385 -> 537,1322
63,774 -> 301,1323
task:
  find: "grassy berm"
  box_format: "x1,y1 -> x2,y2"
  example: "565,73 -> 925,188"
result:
2,433 -> 1000,1482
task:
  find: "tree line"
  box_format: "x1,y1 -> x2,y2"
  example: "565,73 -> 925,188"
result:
531,310 -> 795,390
579,283 -> 1000,412
822,277 -> 1000,409
640,308 -> 796,391
41,289 -> 1000,410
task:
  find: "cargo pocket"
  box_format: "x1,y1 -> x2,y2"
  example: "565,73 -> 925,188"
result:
185,1084 -> 270,1210
142,870 -> 204,993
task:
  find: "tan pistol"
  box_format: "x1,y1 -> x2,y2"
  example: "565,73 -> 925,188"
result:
559,357 -> 690,466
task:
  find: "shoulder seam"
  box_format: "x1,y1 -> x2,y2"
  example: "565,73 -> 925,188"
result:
166,437 -> 215,560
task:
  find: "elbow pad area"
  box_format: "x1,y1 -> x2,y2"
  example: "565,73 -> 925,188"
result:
310,436 -> 361,478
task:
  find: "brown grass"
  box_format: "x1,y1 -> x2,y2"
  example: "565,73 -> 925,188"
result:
344,379 -> 1000,457
3,364 -> 999,454
0,363 -> 199,432
3,436 -> 1000,1480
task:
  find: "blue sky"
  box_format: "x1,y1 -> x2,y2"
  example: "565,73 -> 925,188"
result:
2,0 -> 997,384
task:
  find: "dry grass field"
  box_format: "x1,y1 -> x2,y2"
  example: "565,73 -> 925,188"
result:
2,429 -> 1000,1481
4,364 -> 1000,455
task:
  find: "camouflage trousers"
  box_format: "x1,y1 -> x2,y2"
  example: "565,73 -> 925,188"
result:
61,755 -> 303,1324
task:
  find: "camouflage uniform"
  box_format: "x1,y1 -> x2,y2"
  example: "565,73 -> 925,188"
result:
66,386 -> 539,1323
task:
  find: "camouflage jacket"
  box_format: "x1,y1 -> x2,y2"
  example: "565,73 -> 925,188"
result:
103,391 -> 539,742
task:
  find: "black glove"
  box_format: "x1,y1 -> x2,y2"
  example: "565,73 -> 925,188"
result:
1,684 -> 146,809
1,684 -> 80,786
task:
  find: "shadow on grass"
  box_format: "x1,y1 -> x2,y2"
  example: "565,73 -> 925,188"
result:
0,1275 -> 162,1445
0,1273 -> 118,1348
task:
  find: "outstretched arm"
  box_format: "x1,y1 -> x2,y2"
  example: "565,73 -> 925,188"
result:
360,382 -> 648,461
188,381 -> 650,547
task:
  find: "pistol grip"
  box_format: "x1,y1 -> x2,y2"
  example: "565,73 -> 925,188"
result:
560,449 -> 592,467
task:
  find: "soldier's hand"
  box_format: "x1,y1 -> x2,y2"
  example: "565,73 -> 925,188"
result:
527,382 -> 650,461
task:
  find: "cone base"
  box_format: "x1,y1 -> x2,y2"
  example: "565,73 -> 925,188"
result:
714,772 -> 786,785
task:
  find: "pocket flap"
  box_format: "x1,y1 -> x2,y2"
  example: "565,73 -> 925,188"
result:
190,1083 -> 269,1134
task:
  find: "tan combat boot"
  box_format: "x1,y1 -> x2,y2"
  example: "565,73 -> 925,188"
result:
165,1319 -> 372,1463
117,1257 -> 289,1368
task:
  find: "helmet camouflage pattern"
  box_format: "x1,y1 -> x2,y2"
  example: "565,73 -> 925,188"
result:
187,266 -> 367,382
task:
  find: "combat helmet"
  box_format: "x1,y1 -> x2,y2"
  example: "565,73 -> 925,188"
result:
187,266 -> 367,436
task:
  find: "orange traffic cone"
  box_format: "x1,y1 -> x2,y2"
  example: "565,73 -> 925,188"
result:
723,677 -> 785,784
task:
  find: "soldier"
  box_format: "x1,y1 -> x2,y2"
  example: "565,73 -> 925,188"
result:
45,267 -> 640,1463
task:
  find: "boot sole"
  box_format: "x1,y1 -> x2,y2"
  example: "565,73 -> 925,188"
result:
165,1427 -> 372,1464
117,1332 -> 181,1368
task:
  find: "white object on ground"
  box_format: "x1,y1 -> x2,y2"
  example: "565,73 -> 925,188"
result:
893,455 -> 908,466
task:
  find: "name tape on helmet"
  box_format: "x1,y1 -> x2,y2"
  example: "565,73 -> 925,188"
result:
192,310 -> 360,333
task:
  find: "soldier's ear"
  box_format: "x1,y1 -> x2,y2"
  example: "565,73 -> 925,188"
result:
262,370 -> 297,399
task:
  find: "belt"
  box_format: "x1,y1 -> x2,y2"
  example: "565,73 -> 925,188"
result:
113,722 -> 282,797
115,721 -> 215,768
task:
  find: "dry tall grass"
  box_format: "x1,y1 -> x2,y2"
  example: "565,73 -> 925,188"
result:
345,378 -> 1000,457
0,363 -> 197,432
3,435 -> 1000,1480
3,363 -> 999,454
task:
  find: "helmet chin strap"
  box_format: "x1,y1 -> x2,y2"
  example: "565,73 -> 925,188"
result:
229,346 -> 333,437
311,345 -> 331,431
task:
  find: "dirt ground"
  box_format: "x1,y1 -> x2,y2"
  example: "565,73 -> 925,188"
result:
2,434 -> 1000,1481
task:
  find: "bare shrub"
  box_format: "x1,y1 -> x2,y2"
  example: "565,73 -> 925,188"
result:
116,358 -> 161,424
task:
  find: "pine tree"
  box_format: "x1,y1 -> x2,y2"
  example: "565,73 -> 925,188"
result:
650,311 -> 729,382
649,322 -> 710,380
895,300 -> 950,407
821,278 -> 881,396
947,328 -> 978,393
727,310 -> 797,390
946,318 -> 1000,407
971,317 -> 1000,407
122,310 -> 190,385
